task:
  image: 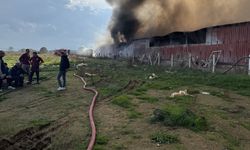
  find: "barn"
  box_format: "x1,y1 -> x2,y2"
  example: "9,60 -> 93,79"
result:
114,21 -> 250,70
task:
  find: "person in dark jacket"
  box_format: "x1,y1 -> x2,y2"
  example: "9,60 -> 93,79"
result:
0,51 -> 15,91
5,63 -> 16,89
19,49 -> 31,75
0,51 -> 6,91
28,52 -> 44,84
10,63 -> 25,87
57,51 -> 70,91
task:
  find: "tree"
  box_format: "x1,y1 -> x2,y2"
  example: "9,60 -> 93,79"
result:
8,46 -> 14,51
40,47 -> 48,54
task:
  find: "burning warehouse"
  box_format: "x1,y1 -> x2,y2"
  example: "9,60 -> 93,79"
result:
96,0 -> 250,69
99,21 -> 250,68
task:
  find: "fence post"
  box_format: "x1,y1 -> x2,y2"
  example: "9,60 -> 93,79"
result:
171,54 -> 174,67
158,53 -> 160,65
212,54 -> 216,73
188,53 -> 192,68
248,54 -> 250,75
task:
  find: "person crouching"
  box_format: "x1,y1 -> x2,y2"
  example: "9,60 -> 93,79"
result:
10,63 -> 25,87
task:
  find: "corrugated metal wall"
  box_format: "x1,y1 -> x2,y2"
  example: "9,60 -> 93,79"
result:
160,22 -> 250,64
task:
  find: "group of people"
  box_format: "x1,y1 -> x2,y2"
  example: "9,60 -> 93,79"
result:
0,49 -> 70,92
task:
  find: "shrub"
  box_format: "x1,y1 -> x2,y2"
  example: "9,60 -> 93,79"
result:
150,132 -> 179,144
151,104 -> 208,131
112,95 -> 133,108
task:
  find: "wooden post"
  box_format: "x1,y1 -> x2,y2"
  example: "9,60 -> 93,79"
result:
248,54 -> 250,75
212,54 -> 216,73
171,54 -> 174,67
158,53 -> 160,65
188,53 -> 192,68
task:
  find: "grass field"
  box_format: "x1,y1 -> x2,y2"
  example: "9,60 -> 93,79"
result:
4,52 -> 62,70
1,55 -> 250,150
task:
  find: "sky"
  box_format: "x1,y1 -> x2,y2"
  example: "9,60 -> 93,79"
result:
0,0 -> 112,50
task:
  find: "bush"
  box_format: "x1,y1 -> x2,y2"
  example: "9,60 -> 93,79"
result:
112,95 -> 133,108
96,135 -> 109,145
151,104 -> 208,131
150,132 -> 179,144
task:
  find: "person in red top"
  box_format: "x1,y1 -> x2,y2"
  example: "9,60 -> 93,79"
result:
28,52 -> 44,84
19,49 -> 31,75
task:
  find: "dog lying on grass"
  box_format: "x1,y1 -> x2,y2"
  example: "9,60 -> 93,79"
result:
170,89 -> 189,98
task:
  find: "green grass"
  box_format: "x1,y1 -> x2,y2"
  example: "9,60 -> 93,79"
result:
137,95 -> 159,103
128,109 -> 142,119
29,118 -> 51,127
168,95 -> 196,105
0,96 -> 7,102
129,88 -> 147,96
112,95 -> 142,119
241,122 -> 250,131
220,131 -> 240,150
85,58 -> 250,100
209,91 -> 227,98
96,135 -> 109,145
150,132 -> 179,144
112,95 -> 133,109
4,53 -> 61,67
187,89 -> 200,95
112,144 -> 127,150
151,104 -> 208,131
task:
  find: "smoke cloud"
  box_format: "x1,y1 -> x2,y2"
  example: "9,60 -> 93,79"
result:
106,0 -> 250,43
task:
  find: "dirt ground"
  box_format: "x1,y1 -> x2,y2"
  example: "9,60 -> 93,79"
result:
1,58 -> 250,150
95,87 -> 250,150
0,71 -> 92,150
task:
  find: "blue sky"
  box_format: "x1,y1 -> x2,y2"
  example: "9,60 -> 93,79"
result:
0,0 -> 112,50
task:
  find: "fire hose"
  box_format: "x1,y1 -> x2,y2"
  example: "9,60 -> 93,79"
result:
74,74 -> 98,150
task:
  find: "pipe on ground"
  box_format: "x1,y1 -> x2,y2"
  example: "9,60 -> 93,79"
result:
74,74 -> 98,150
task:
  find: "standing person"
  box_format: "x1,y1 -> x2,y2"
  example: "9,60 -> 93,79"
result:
28,52 -> 44,84
57,51 -> 70,91
19,49 -> 31,75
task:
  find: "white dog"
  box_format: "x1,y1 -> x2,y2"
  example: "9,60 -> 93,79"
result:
170,89 -> 189,98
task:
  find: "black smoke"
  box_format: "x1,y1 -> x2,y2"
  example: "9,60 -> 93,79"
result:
106,0 -> 250,43
107,0 -> 146,43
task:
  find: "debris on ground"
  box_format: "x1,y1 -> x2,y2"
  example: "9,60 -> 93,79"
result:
76,63 -> 88,69
85,72 -> 97,77
149,73 -> 158,80
170,89 -> 189,98
200,91 -> 210,95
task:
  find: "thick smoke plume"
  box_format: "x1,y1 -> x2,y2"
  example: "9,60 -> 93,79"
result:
106,0 -> 250,43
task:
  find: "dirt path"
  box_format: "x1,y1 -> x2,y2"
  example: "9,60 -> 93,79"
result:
0,71 -> 92,150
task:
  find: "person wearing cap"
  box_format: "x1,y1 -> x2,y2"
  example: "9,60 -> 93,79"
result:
28,52 -> 44,84
19,49 -> 31,75
57,51 -> 70,91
